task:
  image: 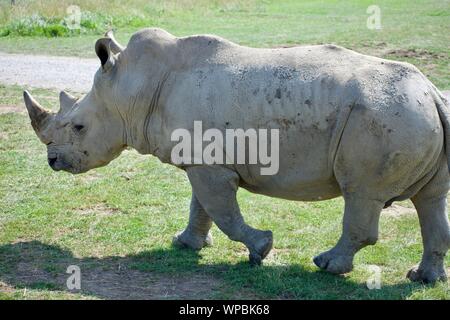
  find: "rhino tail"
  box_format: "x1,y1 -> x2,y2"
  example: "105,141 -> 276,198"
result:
431,86 -> 450,172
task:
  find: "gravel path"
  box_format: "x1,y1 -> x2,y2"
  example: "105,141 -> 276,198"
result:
0,51 -> 449,100
0,52 -> 98,93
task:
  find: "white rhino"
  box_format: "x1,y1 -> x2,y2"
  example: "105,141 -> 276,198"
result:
24,28 -> 450,283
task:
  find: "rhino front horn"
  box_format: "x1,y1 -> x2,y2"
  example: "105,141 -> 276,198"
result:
23,90 -> 53,142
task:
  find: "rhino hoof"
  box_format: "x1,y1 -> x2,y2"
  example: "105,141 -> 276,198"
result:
313,251 -> 353,274
248,231 -> 273,266
407,266 -> 447,284
249,252 -> 262,266
172,231 -> 213,250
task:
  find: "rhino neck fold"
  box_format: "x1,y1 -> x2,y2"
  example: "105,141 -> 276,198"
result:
142,73 -> 170,150
125,73 -> 170,158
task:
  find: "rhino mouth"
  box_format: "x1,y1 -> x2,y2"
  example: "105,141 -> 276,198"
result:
47,155 -> 75,173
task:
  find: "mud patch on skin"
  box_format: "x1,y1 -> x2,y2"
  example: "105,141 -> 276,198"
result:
382,204 -> 416,218
442,91 -> 450,101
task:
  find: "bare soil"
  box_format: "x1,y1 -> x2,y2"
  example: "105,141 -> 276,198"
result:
0,104 -> 24,114
0,241 -> 224,300
385,48 -> 445,60
382,204 -> 416,218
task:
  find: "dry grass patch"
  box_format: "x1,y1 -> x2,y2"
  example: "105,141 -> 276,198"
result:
74,203 -> 121,216
0,104 -> 24,114
382,204 -> 416,219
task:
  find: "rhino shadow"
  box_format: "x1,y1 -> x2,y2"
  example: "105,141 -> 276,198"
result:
0,241 -> 423,299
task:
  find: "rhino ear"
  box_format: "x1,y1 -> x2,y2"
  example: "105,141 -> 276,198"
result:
95,38 -> 116,72
59,91 -> 77,113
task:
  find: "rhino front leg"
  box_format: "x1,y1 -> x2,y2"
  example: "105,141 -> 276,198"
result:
314,196 -> 383,274
172,193 -> 213,250
186,166 -> 273,265
408,164 -> 450,283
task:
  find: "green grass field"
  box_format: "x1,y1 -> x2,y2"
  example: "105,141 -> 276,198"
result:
0,0 -> 449,299
1,0 -> 449,88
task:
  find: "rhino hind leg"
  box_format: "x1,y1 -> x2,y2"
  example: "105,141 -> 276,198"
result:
408,163 -> 450,284
314,197 -> 384,274
172,193 -> 213,250
186,166 -> 273,265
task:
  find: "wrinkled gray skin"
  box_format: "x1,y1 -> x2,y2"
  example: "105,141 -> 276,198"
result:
24,28 -> 450,283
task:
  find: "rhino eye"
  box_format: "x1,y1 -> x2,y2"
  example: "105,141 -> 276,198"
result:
73,124 -> 85,133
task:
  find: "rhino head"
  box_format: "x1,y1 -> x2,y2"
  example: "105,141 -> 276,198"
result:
23,31 -> 128,174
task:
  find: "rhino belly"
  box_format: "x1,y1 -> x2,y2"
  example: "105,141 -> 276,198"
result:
235,122 -> 342,201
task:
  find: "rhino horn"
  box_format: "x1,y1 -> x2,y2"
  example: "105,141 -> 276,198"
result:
23,90 -> 53,143
105,30 -> 124,54
59,90 -> 77,113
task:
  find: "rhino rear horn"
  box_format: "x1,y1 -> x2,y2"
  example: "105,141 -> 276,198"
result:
105,30 -> 124,54
23,90 -> 53,142
59,91 -> 77,113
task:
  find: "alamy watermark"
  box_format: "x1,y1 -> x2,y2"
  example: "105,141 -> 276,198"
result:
66,265 -> 81,290
171,121 -> 280,175
367,5 -> 382,30
366,265 -> 382,289
64,5 -> 81,30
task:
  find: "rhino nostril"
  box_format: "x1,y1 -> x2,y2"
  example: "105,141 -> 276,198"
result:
48,157 -> 57,167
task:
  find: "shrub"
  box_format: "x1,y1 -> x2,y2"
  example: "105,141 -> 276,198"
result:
0,11 -> 149,37
0,11 -> 119,37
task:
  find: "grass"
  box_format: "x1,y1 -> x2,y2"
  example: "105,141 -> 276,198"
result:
0,0 -> 449,88
0,84 -> 449,299
0,0 -> 449,299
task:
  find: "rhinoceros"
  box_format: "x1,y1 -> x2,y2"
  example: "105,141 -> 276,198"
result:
23,28 -> 450,283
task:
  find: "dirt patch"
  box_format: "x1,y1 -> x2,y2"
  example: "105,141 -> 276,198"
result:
384,48 -> 445,60
0,104 -> 24,114
0,241 -> 224,300
72,268 -> 222,299
0,132 -> 8,140
8,261 -> 222,299
382,204 -> 416,218
270,248 -> 292,254
77,172 -> 103,183
0,281 -> 14,294
74,203 -> 120,216
293,225 -> 317,234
